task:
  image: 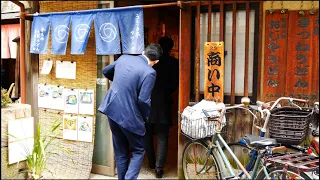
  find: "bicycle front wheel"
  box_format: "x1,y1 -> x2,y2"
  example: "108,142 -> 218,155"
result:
182,140 -> 221,179
256,166 -> 311,179
222,142 -> 255,177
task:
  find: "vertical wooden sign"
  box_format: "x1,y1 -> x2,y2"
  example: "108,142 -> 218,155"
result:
263,10 -> 289,101
285,10 -> 319,102
311,11 -> 319,102
204,42 -> 224,102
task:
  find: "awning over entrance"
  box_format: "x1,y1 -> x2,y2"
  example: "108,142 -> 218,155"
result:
30,5 -> 145,55
1,24 -> 20,59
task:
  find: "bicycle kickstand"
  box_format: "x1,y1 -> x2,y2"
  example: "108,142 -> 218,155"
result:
282,164 -> 289,179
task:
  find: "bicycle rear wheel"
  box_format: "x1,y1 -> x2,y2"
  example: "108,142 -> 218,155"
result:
222,142 -> 255,177
256,166 -> 311,179
182,140 -> 221,179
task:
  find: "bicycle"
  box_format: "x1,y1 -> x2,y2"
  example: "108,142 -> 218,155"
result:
222,97 -> 319,178
181,98 -> 319,179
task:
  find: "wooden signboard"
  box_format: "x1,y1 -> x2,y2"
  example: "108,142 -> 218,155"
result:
285,10 -> 319,102
204,42 -> 224,102
263,10 -> 289,101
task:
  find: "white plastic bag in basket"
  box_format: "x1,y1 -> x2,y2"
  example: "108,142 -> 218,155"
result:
181,100 -> 226,139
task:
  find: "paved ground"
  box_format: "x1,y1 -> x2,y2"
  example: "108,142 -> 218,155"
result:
90,157 -> 178,179
90,125 -> 179,179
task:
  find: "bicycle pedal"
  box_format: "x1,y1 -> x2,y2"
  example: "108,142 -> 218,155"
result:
225,176 -> 240,180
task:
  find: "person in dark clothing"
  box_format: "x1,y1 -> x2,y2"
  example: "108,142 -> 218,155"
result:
144,36 -> 179,178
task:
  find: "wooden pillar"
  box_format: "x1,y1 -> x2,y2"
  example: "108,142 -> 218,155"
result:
25,1 -> 39,124
178,2 -> 191,179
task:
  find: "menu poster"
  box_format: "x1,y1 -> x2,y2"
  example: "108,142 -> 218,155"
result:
77,116 -> 93,142
64,89 -> 79,114
38,84 -> 52,109
78,89 -> 94,115
50,85 -> 64,110
56,61 -> 76,79
63,114 -> 78,141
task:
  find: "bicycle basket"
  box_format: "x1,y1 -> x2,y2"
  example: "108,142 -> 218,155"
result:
180,107 -> 230,140
269,106 -> 313,145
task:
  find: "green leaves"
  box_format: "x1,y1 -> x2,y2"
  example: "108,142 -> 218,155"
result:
7,118 -> 68,179
1,88 -> 12,107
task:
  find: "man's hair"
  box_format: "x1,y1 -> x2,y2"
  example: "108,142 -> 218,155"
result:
158,36 -> 174,54
144,43 -> 163,61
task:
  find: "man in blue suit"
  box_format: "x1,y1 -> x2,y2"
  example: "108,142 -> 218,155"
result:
98,44 -> 163,180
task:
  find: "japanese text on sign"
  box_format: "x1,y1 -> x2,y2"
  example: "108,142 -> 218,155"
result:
204,42 -> 224,102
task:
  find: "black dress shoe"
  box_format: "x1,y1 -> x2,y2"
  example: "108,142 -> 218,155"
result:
156,169 -> 164,178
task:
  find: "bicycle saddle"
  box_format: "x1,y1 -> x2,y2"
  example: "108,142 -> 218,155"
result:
243,134 -> 277,148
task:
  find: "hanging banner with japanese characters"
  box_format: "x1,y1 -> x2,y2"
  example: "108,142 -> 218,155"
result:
51,14 -> 71,55
30,15 -> 51,54
117,6 -> 144,54
204,42 -> 224,102
285,10 -> 319,102
263,10 -> 289,101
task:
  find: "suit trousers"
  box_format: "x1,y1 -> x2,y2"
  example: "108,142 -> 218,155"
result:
108,118 -> 145,180
144,123 -> 170,171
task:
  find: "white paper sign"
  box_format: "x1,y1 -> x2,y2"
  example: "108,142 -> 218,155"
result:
63,115 -> 78,141
8,139 -> 34,165
50,86 -> 64,110
64,89 -> 79,114
56,61 -> 76,79
40,60 -> 53,74
8,117 -> 34,164
78,89 -> 94,115
77,116 -> 93,142
38,84 -> 52,108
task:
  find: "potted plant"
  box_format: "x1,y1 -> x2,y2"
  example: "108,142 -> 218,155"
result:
1,88 -> 12,108
9,118 -> 71,179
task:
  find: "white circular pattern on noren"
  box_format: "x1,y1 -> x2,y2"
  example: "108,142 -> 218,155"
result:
74,24 -> 90,42
54,25 -> 69,43
99,23 -> 117,42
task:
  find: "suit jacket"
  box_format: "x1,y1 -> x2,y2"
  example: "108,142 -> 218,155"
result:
98,55 -> 156,136
149,54 -> 179,125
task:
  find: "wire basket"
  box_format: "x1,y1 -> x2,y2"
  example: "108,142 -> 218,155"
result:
180,108 -> 230,140
269,106 -> 314,145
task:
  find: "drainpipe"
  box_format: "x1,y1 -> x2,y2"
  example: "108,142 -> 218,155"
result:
11,0 -> 26,104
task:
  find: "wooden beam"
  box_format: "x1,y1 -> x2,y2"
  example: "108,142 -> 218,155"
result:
244,1 -> 250,97
207,0 -> 212,42
231,1 -> 236,105
178,2 -> 192,179
257,1 -> 263,100
195,1 -> 201,102
219,1 -> 224,42
191,1 -> 261,6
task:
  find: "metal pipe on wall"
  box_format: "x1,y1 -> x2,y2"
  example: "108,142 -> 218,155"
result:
11,0 -> 26,104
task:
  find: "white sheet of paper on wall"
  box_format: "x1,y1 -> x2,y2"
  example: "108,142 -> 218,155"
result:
78,89 -> 94,115
8,117 -> 34,164
56,61 -> 76,79
63,114 -> 78,141
50,85 -> 65,110
63,88 -> 79,114
77,116 -> 93,142
38,84 -> 52,108
40,59 -> 53,74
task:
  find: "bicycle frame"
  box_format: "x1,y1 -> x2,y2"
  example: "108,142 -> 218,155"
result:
206,131 -> 271,179
199,106 -> 271,179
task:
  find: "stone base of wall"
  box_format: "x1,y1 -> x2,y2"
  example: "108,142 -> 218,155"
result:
1,103 -> 32,179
